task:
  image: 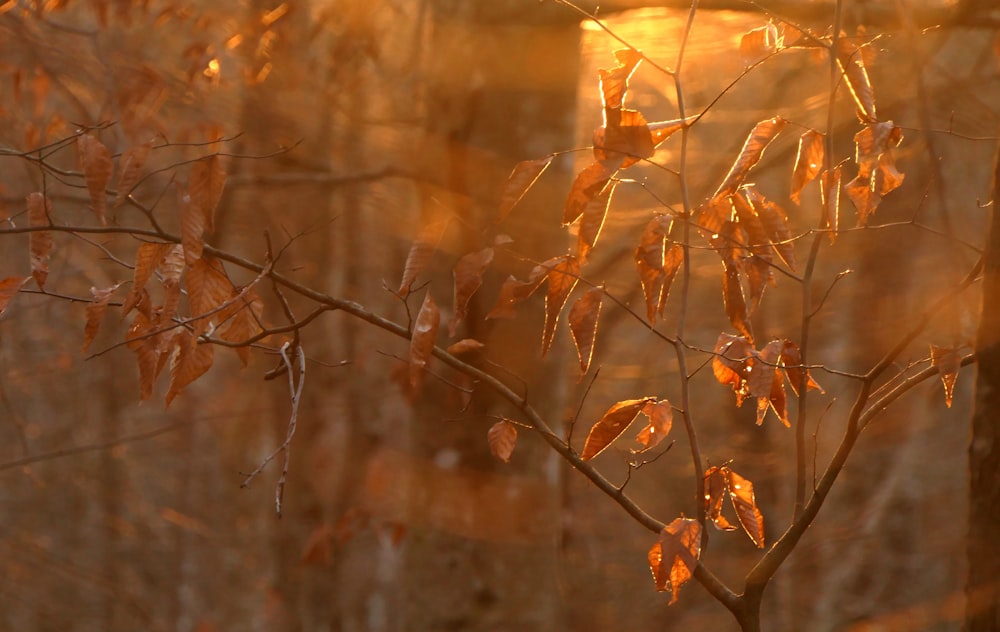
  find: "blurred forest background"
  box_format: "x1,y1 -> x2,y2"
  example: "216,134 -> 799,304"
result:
0,0 -> 998,630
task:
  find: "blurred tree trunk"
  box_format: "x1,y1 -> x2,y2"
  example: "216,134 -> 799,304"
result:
966,148 -> 1000,632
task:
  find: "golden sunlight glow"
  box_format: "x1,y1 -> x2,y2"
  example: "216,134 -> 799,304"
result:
204,58 -> 221,79
225,34 -> 244,50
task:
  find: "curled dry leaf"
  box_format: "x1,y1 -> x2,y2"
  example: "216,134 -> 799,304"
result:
0,276 -> 30,317
77,133 -> 113,224
409,291 -> 440,390
122,243 -> 173,317
727,469 -> 766,548
114,140 -> 153,207
930,344 -> 963,408
485,256 -> 559,320
27,192 -> 53,290
450,247 -> 494,337
595,109 -> 654,167
178,189 -> 204,266
216,285 -> 265,367
599,48 -> 643,111
847,122 -> 905,225
187,255 -> 233,339
447,338 -> 485,355
82,283 -> 122,352
125,310 -> 161,400
487,419 -> 518,463
165,331 -> 215,408
712,333 -> 755,405
744,187 -> 796,270
750,340 -> 785,426
713,117 -> 787,198
497,155 -> 553,224
580,396 -> 656,461
542,256 -> 580,356
577,182 -> 616,264
790,130 -> 824,204
189,155 -> 227,235
648,517 -> 702,604
568,287 -> 603,375
704,466 -> 736,531
399,216 -> 449,297
563,161 -> 616,226
836,39 -> 877,123
740,22 -> 779,66
633,399 -> 673,451
722,263 -> 753,343
648,116 -> 697,147
634,215 -> 682,324
819,166 -> 842,243
779,338 -> 823,396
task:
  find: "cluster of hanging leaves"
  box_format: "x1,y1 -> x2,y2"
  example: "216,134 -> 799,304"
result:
704,465 -> 766,548
1,134 -> 265,406
648,517 -> 702,604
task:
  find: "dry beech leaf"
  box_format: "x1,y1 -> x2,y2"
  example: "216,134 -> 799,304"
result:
487,419 -> 518,463
740,22 -> 779,66
409,291 -> 440,390
115,140 -> 153,207
634,399 -> 673,451
485,256 -> 559,320
577,181 -> 616,264
580,397 -> 656,461
187,255 -> 233,339
847,122 -> 905,225
399,216 -> 449,297
779,339 -> 823,396
563,161 -> 617,226
595,108 -> 654,167
125,310 -> 161,400
165,331 -> 215,408
82,283 -> 122,352
714,117 -> 787,198
722,263 -> 753,343
568,287 -> 603,375
450,247 -> 494,337
77,133 -> 113,224
704,466 -> 736,531
178,188 -> 205,266
648,517 -> 702,604
542,256 -> 580,356
744,187 -> 796,270
930,344 -> 962,408
0,276 -> 29,317
123,242 -> 172,317
27,192 -> 53,289
447,338 -> 485,355
790,130 -> 824,204
648,116 -> 697,147
634,215 -> 681,324
497,155 -> 554,224
750,340 -> 784,426
820,166 -> 842,243
768,367 -> 789,427
713,333 -> 755,405
599,48 -> 643,111
727,469 -> 766,548
189,155 -> 227,235
836,39 -> 877,122
216,286 -> 264,367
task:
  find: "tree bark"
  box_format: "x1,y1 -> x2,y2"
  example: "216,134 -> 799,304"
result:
966,147 -> 1000,632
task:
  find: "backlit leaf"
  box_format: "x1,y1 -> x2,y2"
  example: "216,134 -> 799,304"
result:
114,140 -> 153,207
779,339 -> 824,396
0,277 -> 29,317
497,155 -> 553,223
447,338 -> 485,355
178,188 -> 204,266
450,247 -> 494,336
819,166 -> 842,243
648,116 -> 697,147
187,255 -> 233,339
836,39 -> 877,122
580,397 -> 655,461
649,517 -> 702,604
77,133 -> 113,224
27,192 -> 53,289
740,22 -> 779,66
727,469 -> 766,548
713,333 -> 754,405
722,263 -> 753,342
790,130 -> 824,204
485,256 -> 558,320
634,215 -> 681,323
930,344 -> 962,408
568,287 -> 603,375
577,181 -> 615,263
750,340 -> 783,426
399,216 -> 449,297
165,331 -> 215,407
542,256 -> 580,356
595,108 -> 654,167
189,155 -> 226,235
745,187 -> 796,270
713,117 -> 787,198
599,48 -> 642,111
768,366 -> 790,427
409,291 -> 440,390
563,161 -> 616,226
704,466 -> 735,531
634,399 -> 673,451
487,419 -> 518,463
125,310 -> 160,400
82,283 -> 122,352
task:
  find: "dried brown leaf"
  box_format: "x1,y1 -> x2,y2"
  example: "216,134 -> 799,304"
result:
722,263 -> 753,342
820,166 -> 842,243
122,242 -> 173,317
648,116 -> 697,147
930,344 -> 962,408
165,331 -> 215,407
78,134 -> 113,224
447,338 -> 485,355
449,247 -> 494,337
216,286 -> 264,367
189,155 -> 227,235
568,287 -> 603,375
497,156 -> 553,223
580,397 -> 655,461
178,189 -> 204,266
634,215 -> 680,323
634,399 -> 673,451
714,117 -> 787,198
409,291 -> 440,390
577,181 -> 616,263
779,339 -> 824,396
399,216 -> 449,296
487,419 -> 518,463
836,39 -> 877,122
599,48 -> 643,111
596,109 -> 654,167
704,466 -> 736,531
563,161 -> 616,226
126,310 -> 161,400
745,187 -> 796,270
0,276 -> 29,317
27,192 -> 53,289
82,284 -> 122,353
790,130 -> 825,204
114,140 -> 153,207
649,517 -> 702,604
713,333 -> 754,404
740,22 -> 779,66
727,469 -> 766,548
542,256 -> 580,356
187,255 -> 233,339
485,257 -> 558,320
